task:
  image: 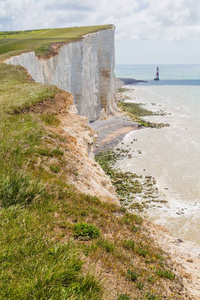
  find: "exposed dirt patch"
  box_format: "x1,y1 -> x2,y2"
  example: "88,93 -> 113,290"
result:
21,91 -> 73,114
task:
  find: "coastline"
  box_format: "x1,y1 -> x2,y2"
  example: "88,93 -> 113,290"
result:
92,86 -> 200,299
90,115 -> 139,154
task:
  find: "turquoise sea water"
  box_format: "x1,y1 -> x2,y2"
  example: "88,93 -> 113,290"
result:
115,64 -> 200,81
115,64 -> 200,245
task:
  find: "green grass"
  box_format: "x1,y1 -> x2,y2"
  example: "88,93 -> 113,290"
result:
0,172 -> 45,208
0,25 -> 112,58
0,63 -> 104,299
0,62 -> 185,299
0,63 -> 57,113
0,202 -> 103,300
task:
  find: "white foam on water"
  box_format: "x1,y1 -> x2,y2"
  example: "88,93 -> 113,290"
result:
117,85 -> 200,245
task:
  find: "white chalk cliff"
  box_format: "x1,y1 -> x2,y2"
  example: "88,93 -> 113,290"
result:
6,27 -> 117,121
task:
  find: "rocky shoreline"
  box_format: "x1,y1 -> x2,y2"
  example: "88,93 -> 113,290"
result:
91,88 -> 200,299
119,78 -> 147,85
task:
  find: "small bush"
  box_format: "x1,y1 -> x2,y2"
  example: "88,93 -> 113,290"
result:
126,269 -> 139,282
156,269 -> 175,280
74,222 -> 100,240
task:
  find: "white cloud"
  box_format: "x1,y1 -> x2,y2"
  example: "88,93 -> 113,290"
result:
0,0 -> 200,42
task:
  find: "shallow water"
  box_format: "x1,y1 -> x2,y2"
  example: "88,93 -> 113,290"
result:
116,84 -> 200,246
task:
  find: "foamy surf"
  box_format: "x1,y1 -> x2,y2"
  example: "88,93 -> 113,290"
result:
116,86 -> 200,246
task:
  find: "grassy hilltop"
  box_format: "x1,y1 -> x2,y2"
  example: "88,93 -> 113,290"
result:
0,26 -> 189,299
0,24 -> 112,58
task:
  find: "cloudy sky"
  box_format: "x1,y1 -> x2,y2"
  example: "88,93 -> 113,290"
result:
1,0 -> 200,64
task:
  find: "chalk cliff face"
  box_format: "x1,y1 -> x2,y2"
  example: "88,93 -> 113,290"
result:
6,28 -> 117,121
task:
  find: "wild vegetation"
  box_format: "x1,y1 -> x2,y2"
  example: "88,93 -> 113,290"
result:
0,20 -> 191,298
0,62 -> 189,299
118,100 -> 169,128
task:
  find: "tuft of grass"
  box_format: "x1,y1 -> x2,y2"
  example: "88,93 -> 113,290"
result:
0,172 -> 45,208
145,292 -> 160,300
126,269 -> 139,282
148,276 -> 155,283
117,294 -> 131,300
74,222 -> 101,240
50,165 -> 60,173
38,148 -> 64,157
123,239 -> 135,251
136,247 -> 149,258
40,114 -> 61,126
122,212 -> 143,225
51,149 -> 64,156
136,282 -> 144,290
97,238 -> 115,253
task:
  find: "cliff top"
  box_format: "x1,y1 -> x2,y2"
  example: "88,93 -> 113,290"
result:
0,24 -> 113,59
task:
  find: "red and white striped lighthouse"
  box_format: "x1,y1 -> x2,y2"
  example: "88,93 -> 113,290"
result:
154,66 -> 159,81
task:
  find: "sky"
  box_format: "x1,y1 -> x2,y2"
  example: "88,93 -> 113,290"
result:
1,0 -> 200,64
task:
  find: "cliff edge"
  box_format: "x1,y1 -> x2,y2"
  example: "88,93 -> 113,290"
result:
5,27 -> 117,121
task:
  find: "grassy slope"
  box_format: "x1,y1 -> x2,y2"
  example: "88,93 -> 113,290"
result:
0,25 -> 112,59
0,62 -> 188,299
0,19 -> 190,296
0,63 -> 58,113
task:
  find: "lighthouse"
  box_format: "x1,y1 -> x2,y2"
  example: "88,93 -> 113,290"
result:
154,66 -> 159,81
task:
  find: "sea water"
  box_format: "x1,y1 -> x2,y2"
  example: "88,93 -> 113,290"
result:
115,65 -> 200,246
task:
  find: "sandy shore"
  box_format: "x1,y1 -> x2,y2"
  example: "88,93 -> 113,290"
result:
90,115 -> 139,153
90,90 -> 200,299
